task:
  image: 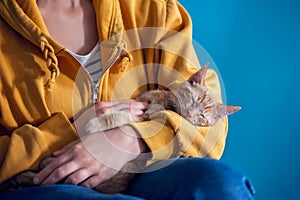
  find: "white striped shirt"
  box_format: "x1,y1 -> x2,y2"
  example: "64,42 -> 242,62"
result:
67,42 -> 102,85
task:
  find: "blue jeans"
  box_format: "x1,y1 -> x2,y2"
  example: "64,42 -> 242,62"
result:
0,158 -> 255,200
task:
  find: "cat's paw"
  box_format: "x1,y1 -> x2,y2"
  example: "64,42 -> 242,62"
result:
14,171 -> 38,186
85,117 -> 100,134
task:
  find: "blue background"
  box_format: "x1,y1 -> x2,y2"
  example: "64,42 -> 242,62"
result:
180,0 -> 300,199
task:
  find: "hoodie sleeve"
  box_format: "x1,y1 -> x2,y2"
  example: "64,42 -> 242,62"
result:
129,0 -> 229,166
0,112 -> 78,183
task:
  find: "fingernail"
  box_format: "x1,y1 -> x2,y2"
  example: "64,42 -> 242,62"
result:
53,150 -> 59,156
142,102 -> 148,108
137,110 -> 145,116
33,177 -> 40,184
133,102 -> 145,108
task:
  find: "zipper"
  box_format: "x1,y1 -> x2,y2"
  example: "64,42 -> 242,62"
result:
91,46 -> 123,103
77,62 -> 97,104
69,45 -> 124,105
89,48 -> 123,104
92,83 -> 99,104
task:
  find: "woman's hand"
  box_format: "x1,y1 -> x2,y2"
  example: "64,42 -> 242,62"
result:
33,99 -> 148,187
73,99 -> 147,132
95,99 -> 147,116
33,126 -> 148,188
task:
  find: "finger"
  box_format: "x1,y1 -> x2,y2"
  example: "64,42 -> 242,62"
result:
121,108 -> 144,116
41,161 -> 80,185
34,150 -> 73,184
95,99 -> 147,110
96,101 -> 147,114
130,101 -> 148,110
94,101 -> 124,115
122,101 -> 147,115
80,175 -> 104,189
96,99 -> 133,108
64,168 -> 92,185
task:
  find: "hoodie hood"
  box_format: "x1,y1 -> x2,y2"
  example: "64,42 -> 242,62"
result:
0,0 -> 126,90
0,0 -> 63,90
0,0 -> 50,49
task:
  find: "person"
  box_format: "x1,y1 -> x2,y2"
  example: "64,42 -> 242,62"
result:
0,0 -> 255,199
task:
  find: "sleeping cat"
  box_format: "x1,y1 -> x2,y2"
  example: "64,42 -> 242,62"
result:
86,63 -> 240,134
0,63 -> 240,193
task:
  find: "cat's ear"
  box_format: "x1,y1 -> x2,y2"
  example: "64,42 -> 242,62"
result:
215,104 -> 241,119
188,63 -> 209,85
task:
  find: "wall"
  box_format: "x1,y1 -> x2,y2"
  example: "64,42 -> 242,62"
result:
180,0 -> 300,199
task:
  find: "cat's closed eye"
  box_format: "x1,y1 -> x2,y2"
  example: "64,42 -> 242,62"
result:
199,114 -> 205,119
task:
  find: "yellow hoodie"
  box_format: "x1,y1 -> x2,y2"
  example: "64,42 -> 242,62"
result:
0,0 -> 228,183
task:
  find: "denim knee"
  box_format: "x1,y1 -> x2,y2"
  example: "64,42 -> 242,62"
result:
169,158 -> 255,200
0,184 -> 143,200
185,158 -> 255,200
129,157 -> 255,200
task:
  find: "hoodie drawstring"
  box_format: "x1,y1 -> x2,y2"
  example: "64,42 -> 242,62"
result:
40,36 -> 59,91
